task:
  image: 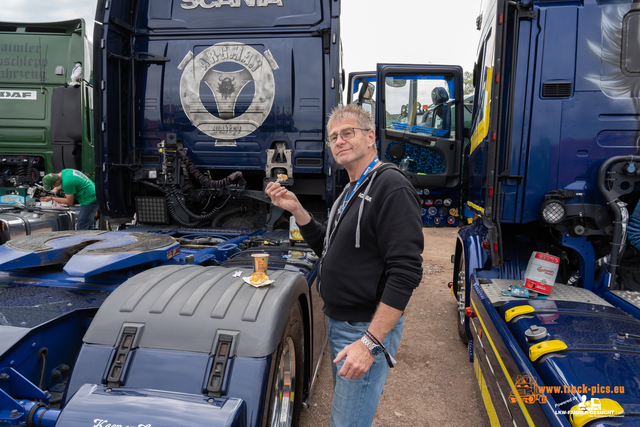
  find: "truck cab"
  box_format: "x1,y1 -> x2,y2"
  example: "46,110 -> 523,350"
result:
0,19 -> 93,241
95,0 -> 343,229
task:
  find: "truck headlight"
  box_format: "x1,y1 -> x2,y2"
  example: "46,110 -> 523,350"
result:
541,199 -> 565,224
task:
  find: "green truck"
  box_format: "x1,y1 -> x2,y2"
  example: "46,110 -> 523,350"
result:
0,19 -> 93,239
0,18 -> 93,205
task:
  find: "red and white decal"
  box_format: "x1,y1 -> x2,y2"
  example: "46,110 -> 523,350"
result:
167,247 -> 180,259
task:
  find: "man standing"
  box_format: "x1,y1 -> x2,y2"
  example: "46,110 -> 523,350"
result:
40,169 -> 99,230
265,105 -> 423,426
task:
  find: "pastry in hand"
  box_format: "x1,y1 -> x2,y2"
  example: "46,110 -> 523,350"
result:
276,174 -> 288,182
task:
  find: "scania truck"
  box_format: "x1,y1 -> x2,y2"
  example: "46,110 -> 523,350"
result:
0,0 -> 341,426
368,0 -> 640,425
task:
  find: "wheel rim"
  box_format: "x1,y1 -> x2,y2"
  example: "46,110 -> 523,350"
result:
270,336 -> 296,427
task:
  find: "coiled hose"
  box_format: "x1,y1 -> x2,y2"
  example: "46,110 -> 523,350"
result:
177,147 -> 246,189
170,185 -> 231,222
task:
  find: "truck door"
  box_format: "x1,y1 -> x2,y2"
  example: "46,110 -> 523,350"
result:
375,65 -> 464,225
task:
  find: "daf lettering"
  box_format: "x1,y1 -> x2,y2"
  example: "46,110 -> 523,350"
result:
0,90 -> 36,100
181,0 -> 283,9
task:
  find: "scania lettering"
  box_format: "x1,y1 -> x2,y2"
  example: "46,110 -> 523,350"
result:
181,0 -> 284,9
0,1 -> 341,427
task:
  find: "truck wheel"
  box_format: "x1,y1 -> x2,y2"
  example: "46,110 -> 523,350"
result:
455,256 -> 469,344
268,300 -> 304,427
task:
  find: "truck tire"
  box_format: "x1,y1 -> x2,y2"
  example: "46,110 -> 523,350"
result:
455,255 -> 469,344
268,300 -> 304,427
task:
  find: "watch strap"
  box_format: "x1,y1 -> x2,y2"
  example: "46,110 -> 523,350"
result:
360,335 -> 376,352
365,330 -> 396,368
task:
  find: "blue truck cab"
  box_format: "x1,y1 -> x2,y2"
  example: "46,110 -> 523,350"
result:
0,1 -> 342,426
95,0 -> 343,227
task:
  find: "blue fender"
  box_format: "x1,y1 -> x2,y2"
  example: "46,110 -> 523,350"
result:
57,384 -> 246,427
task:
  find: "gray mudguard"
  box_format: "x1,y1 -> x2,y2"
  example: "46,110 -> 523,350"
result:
83,265 -> 310,357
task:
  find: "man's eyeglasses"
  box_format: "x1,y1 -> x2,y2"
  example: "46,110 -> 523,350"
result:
325,128 -> 371,147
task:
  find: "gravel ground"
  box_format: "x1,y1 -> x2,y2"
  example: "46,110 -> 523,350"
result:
299,227 -> 491,427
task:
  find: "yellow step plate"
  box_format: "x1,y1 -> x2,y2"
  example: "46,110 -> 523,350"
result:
504,305 -> 535,322
529,340 -> 567,362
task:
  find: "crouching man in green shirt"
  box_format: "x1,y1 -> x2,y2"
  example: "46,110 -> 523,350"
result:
40,169 -> 99,230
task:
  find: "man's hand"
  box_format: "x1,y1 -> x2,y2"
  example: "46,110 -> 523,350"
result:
265,182 -> 302,213
39,196 -> 52,202
265,182 -> 311,225
334,339 -> 374,379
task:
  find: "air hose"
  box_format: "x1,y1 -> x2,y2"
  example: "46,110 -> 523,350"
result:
176,147 -> 246,188
142,181 -> 231,226
169,185 -> 231,222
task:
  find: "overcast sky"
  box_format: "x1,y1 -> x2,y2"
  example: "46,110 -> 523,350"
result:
1,0 -> 481,77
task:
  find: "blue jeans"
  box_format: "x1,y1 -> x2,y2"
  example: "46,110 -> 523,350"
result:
327,316 -> 403,427
77,202 -> 99,230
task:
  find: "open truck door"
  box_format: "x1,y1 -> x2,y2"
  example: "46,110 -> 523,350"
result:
375,65 -> 464,226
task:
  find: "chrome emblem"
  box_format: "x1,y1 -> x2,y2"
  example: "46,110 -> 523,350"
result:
178,42 -> 279,145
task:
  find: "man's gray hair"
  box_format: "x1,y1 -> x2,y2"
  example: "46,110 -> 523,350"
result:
327,104 -> 375,132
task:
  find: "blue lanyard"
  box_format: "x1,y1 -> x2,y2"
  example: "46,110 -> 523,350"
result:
339,157 -> 379,215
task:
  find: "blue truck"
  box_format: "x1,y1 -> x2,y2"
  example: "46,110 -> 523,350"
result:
0,1 -> 342,426
354,0 -> 640,425
366,0 -> 640,425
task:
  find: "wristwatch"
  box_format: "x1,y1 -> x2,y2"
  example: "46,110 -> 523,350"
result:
360,335 -> 383,356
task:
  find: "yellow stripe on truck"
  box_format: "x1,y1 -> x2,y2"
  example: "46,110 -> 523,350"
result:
470,66 -> 493,154
474,356 -> 501,426
472,299 -> 537,426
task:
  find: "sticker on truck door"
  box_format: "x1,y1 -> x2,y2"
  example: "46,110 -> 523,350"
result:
178,42 -> 279,145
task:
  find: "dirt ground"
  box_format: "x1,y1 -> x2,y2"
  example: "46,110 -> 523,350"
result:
299,227 -> 491,427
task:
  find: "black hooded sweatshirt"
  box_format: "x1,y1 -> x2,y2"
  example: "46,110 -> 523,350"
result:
299,163 -> 424,322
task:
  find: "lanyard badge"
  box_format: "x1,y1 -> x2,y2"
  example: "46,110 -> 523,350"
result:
338,157 -> 379,215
